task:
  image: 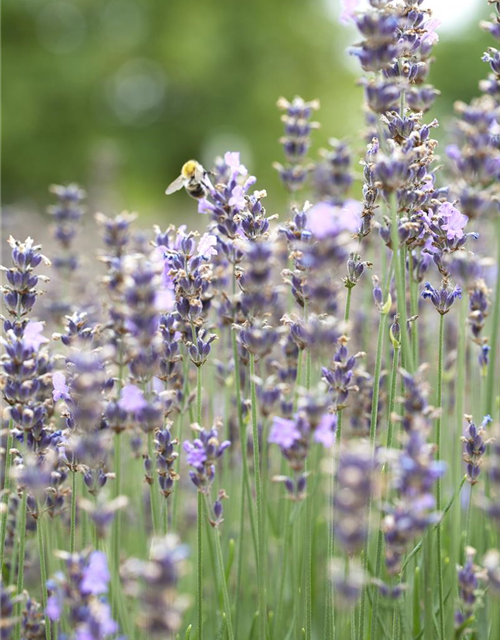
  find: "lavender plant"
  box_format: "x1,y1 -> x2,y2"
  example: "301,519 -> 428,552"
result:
2,2 -> 500,640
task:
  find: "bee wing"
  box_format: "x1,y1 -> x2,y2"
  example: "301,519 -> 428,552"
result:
165,175 -> 185,195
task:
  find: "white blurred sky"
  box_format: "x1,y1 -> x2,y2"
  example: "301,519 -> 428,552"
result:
432,0 -> 481,32
329,0 -> 482,32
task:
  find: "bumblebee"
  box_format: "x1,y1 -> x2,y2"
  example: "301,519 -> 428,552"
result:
165,160 -> 211,199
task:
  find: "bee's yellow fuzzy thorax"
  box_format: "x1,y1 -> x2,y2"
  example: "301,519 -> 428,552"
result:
181,160 -> 199,179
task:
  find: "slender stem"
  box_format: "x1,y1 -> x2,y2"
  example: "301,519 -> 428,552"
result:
232,331 -> 258,561
37,510 -> 52,640
0,429 -> 13,568
371,344 -> 400,640
390,194 -> 413,373
344,287 -> 352,326
435,313 -> 445,640
211,516 -> 235,640
197,490 -> 203,640
70,470 -> 77,554
194,360 -> 205,638
196,365 -> 202,425
250,352 -> 266,640
465,485 -> 473,547
408,251 -> 419,366
453,296 -> 467,572
147,432 -> 159,536
423,530 -> 434,640
112,431 -> 121,564
14,491 -> 27,640
486,217 -> 500,418
233,329 -> 258,635
327,290 -> 352,640
360,310 -> 387,640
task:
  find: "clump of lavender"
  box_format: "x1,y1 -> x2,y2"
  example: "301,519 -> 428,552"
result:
0,584 -> 17,640
274,96 -> 320,194
382,371 -> 445,575
322,337 -> 364,411
455,546 -> 483,634
334,442 -> 377,558
269,389 -> 336,500
46,550 -> 119,639
468,279 -> 491,374
462,415 -> 492,485
21,598 -> 47,640
0,237 -> 51,567
184,422 -> 230,496
47,184 -> 85,316
485,423 -> 500,528
122,535 -> 188,637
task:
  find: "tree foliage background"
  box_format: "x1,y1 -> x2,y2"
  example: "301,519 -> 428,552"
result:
2,0 -> 492,221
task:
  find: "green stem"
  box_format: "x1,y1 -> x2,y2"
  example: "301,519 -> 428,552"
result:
327,287 -> 353,640
390,194 -> 413,373
37,509 -> 52,640
197,490 -> 204,640
486,217 -> 500,418
14,491 -> 27,640
112,431 -> 121,564
232,329 -> 258,635
147,432 -> 160,536
408,251 -> 419,366
436,313 -> 445,640
465,485 -> 473,548
371,344 -> 400,640
232,332 -> 258,561
250,352 -> 266,640
400,475 -> 467,574
344,287 -> 352,326
361,310 -> 388,640
196,365 -> 202,425
211,517 -> 235,640
423,530 -> 434,640
0,429 -> 13,568
70,470 -> 77,554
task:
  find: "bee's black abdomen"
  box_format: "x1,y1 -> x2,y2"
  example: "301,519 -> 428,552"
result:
187,184 -> 206,199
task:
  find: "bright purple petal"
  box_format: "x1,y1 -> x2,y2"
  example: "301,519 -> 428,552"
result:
224,151 -> 248,176
119,384 -> 147,413
52,371 -> 71,402
314,414 -> 337,448
197,233 -> 218,259
23,321 -> 49,351
268,417 -> 301,449
81,551 -> 110,595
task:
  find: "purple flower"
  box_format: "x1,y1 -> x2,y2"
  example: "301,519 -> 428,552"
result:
314,413 -> 337,448
421,281 -> 462,315
119,384 -> 147,413
46,593 -> 62,621
183,427 -> 230,491
23,320 -> 49,351
340,0 -> 359,24
269,416 -> 301,449
197,198 -> 214,215
228,185 -> 246,210
52,371 -> 71,402
154,288 -> 175,312
75,603 -> 118,639
197,233 -> 218,259
224,151 -> 248,176
183,440 -> 207,468
81,551 -> 111,595
438,202 -> 468,241
307,200 -> 361,239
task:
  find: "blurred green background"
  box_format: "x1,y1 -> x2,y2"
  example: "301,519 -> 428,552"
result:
1,0 -> 493,221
